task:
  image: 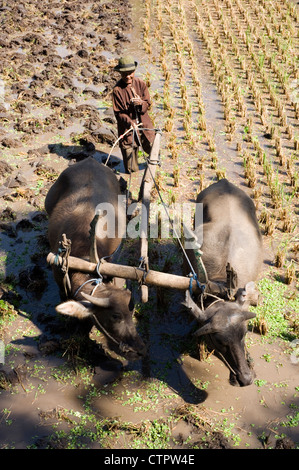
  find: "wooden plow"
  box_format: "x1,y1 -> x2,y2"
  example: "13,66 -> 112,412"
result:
47,131 -> 212,300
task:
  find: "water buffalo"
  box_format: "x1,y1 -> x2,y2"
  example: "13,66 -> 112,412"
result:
45,157 -> 146,361
184,179 -> 263,386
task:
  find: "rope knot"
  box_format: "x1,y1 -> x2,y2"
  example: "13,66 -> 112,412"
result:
188,272 -> 205,297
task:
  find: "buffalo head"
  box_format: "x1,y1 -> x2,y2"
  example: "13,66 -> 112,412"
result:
183,283 -> 257,386
56,285 -> 146,361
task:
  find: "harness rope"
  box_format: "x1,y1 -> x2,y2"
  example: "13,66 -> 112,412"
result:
92,313 -> 133,354
73,247 -> 122,299
104,123 -> 142,168
144,151 -> 205,294
53,234 -> 72,298
73,260 -> 103,298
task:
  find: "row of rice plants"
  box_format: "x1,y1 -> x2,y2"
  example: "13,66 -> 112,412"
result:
191,0 -> 297,192
142,0 -> 223,194
172,0 -> 231,186
222,0 -> 298,132
196,0 -> 297,154
141,0 -> 297,278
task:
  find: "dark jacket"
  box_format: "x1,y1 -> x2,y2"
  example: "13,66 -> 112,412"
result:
112,76 -> 155,147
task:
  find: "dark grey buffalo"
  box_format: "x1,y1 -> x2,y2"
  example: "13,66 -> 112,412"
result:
184,179 -> 263,386
45,157 -> 146,360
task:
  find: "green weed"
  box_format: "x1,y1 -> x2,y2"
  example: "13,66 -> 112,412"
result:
249,275 -> 299,341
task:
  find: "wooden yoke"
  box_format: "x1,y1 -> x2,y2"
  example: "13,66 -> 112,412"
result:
140,131 -> 161,302
47,252 -> 203,295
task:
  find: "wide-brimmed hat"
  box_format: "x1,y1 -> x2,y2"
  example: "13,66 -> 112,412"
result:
114,55 -> 138,72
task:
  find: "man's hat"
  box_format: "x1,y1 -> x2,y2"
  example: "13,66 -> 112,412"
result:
114,55 -> 138,72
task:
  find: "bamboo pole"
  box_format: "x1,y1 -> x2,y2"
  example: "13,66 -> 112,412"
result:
46,252 -> 203,294
140,131 -> 161,302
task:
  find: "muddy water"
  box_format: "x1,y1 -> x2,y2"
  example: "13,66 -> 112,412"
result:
182,335 -> 299,447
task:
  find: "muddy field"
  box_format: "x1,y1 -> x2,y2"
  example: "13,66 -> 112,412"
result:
0,0 -> 298,450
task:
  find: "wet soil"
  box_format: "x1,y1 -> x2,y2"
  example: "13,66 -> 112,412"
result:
0,0 -> 298,450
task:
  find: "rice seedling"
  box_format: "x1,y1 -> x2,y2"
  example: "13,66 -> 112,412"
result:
198,114 -> 207,131
285,261 -> 296,285
243,151 -> 257,188
216,168 -> 226,181
206,133 -> 216,153
173,165 -> 180,187
280,208 -> 295,234
286,124 -> 293,140
208,151 -> 217,169
259,208 -> 275,237
275,245 -> 286,268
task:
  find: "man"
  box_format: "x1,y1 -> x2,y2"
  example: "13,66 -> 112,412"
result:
112,55 -> 155,173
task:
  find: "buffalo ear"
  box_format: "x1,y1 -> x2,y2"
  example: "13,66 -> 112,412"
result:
242,310 -> 256,321
236,281 -> 259,307
56,301 -> 92,319
182,290 -> 206,323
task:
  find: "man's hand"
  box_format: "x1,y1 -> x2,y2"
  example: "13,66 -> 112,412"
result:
131,96 -> 143,106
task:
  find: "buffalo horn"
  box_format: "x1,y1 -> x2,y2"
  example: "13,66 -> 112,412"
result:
183,290 -> 207,323
81,292 -> 110,308
194,323 -> 217,337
